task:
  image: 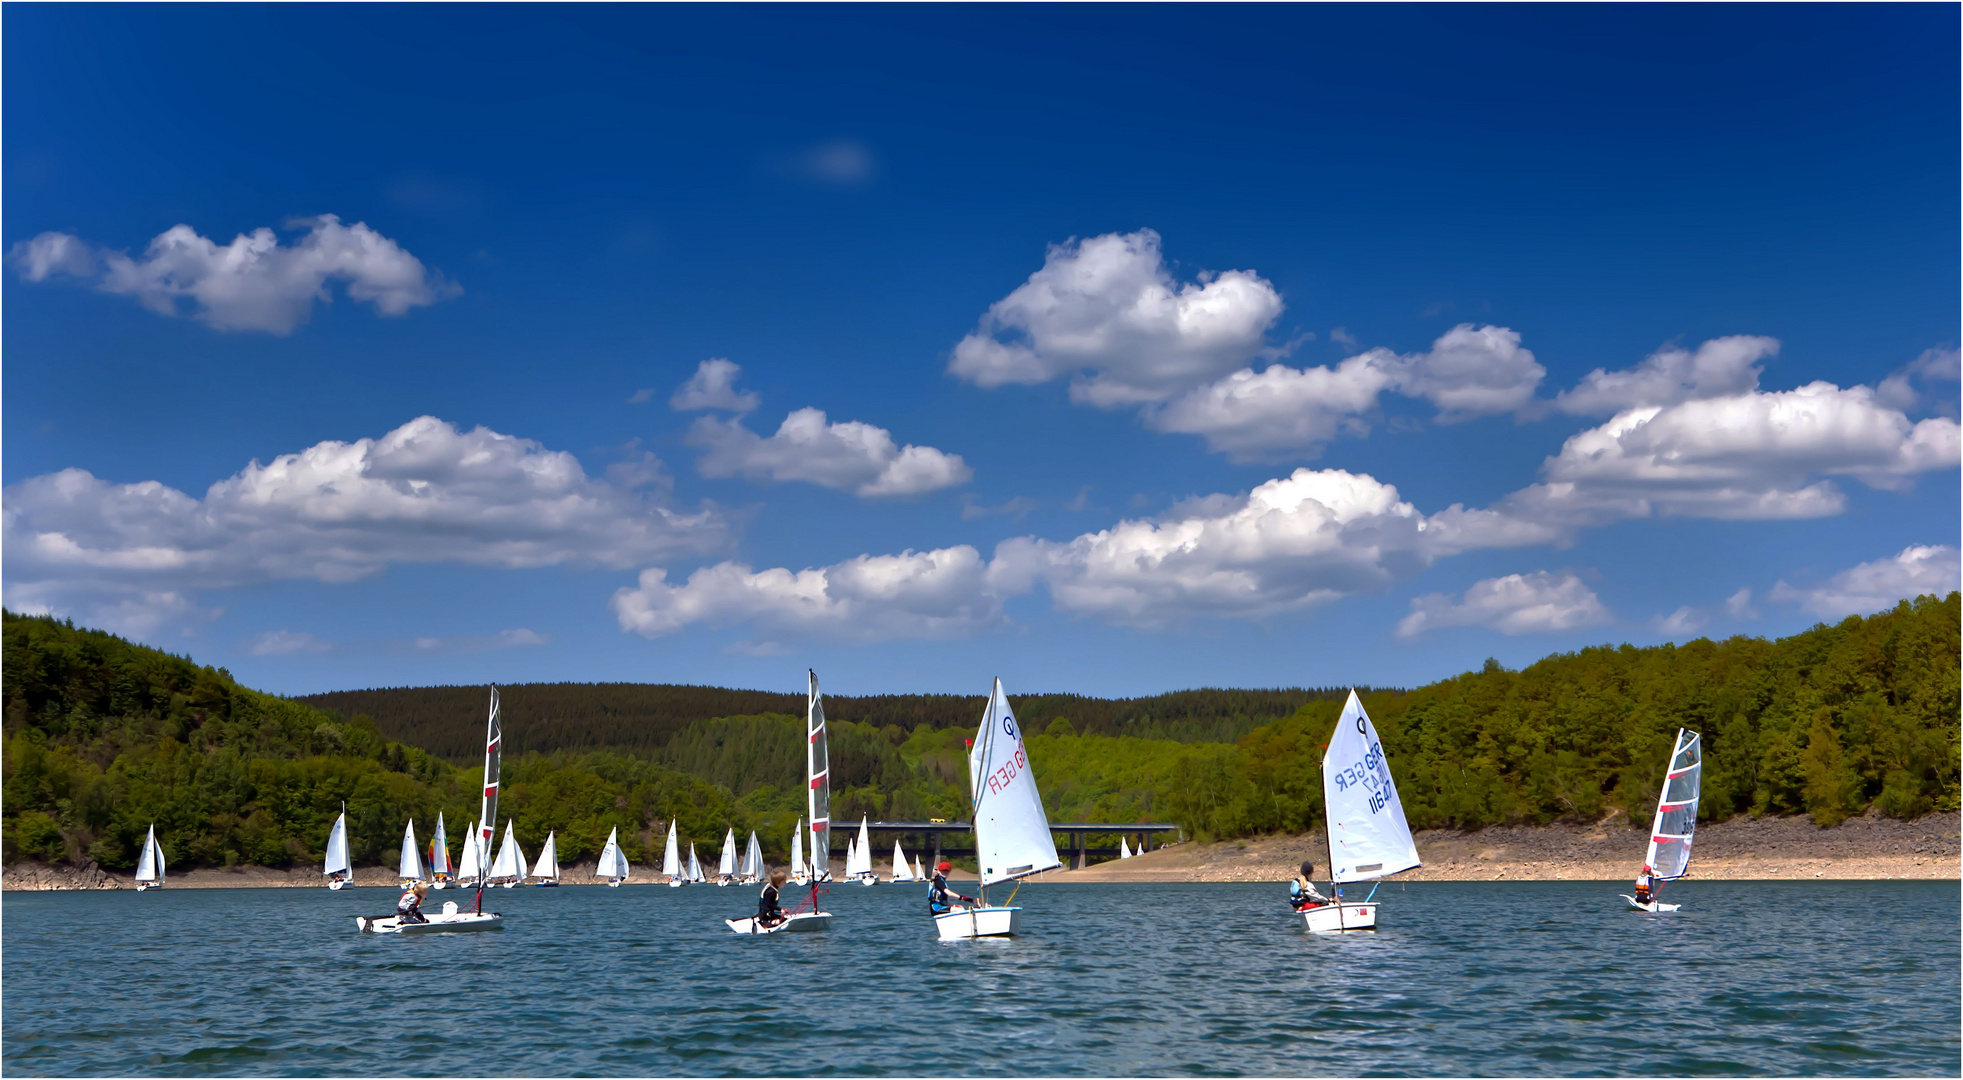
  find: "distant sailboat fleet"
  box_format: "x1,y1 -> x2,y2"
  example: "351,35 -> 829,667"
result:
277,678 -> 1693,939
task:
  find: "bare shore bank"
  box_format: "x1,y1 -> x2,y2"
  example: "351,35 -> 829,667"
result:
7,813 -> 1956,891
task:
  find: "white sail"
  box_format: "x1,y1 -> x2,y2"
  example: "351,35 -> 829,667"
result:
596,827 -> 629,881
151,829 -> 167,883
135,824 -> 161,883
719,828 -> 737,877
531,832 -> 560,882
1120,837 -> 1132,859
854,816 -> 874,877
1646,729 -> 1703,880
790,818 -> 805,878
807,670 -> 832,879
474,688 -> 503,887
662,820 -> 682,879
969,678 -> 1061,886
687,843 -> 705,882
431,812 -> 451,877
914,855 -> 925,881
398,820 -> 424,881
744,831 -> 764,879
324,810 -> 351,879
489,820 -> 525,881
891,840 -> 912,881
457,820 -> 481,883
1322,690 -> 1421,883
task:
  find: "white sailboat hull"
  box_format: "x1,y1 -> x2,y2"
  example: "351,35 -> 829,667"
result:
355,910 -> 504,934
724,911 -> 832,935
934,905 -> 1021,940
135,882 -> 161,892
327,878 -> 349,891
1619,894 -> 1682,913
1301,902 -> 1378,933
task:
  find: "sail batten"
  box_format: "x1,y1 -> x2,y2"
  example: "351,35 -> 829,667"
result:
1322,690 -> 1421,884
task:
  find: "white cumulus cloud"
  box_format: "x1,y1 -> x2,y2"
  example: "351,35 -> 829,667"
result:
1769,545 -> 1961,619
1379,323 -> 1546,421
1148,353 -> 1395,461
688,408 -> 971,497
4,416 -> 727,629
948,229 -> 1284,407
612,545 -> 1002,641
1876,345 -> 1961,411
1397,571 -> 1610,639
669,358 -> 760,413
8,215 -> 457,333
1555,335 -> 1777,416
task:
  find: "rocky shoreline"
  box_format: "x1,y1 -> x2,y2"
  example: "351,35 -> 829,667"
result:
7,812 -> 1957,890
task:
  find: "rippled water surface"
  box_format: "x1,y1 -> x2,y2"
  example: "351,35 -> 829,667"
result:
4,880 -> 1957,1076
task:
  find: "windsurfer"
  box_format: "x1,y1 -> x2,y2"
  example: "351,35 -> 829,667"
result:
758,869 -> 789,927
1633,864 -> 1655,905
396,882 -> 430,924
1289,861 -> 1330,910
928,860 -> 974,915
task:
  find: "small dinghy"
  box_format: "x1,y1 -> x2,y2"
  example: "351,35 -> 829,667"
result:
357,899 -> 504,934
688,843 -> 707,883
487,820 -> 526,888
935,677 -> 1060,941
890,839 -> 914,882
914,854 -> 926,882
1620,728 -> 1701,914
1301,690 -> 1421,934
741,831 -> 765,885
717,828 -> 738,885
789,818 -> 809,886
531,831 -> 561,886
456,820 -> 483,889
324,805 -> 353,890
596,826 -> 631,887
429,813 -> 453,890
848,817 -> 878,885
663,820 -> 686,887
729,669 -> 834,934
134,824 -> 167,891
398,819 -> 426,888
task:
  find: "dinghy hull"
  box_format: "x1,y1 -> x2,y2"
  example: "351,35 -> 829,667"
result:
355,912 -> 504,934
724,912 -> 832,935
1301,902 -> 1378,933
935,905 -> 1021,940
1619,894 -> 1682,913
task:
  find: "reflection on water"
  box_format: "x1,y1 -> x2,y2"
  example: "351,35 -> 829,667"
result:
3,880 -> 1956,1076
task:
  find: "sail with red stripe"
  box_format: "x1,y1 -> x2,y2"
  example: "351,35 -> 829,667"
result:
479,688 -> 502,861
1645,728 -> 1702,880
807,670 -> 830,879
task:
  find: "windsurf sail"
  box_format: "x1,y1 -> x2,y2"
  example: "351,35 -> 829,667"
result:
476,688 -> 503,898
808,671 -> 831,881
969,678 -> 1061,887
1646,729 -> 1703,880
719,828 -> 737,878
324,807 -> 352,882
398,820 -> 424,881
1322,690 -> 1421,883
596,827 -> 630,881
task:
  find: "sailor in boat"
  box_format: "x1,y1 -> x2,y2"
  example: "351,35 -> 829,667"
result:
756,869 -> 789,929
1633,864 -> 1656,906
927,861 -> 975,916
1289,861 -> 1331,911
396,882 -> 430,925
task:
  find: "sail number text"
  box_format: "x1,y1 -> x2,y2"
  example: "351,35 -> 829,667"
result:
985,746 -> 1031,795
1330,740 -> 1393,814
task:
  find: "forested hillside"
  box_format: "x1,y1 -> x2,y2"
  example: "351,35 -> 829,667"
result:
5,594 -> 1956,874
300,683 -> 1352,758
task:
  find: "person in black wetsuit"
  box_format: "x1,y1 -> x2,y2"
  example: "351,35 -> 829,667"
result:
927,860 -> 974,915
757,869 -> 789,927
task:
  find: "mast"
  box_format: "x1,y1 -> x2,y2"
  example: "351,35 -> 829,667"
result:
475,687 -> 502,913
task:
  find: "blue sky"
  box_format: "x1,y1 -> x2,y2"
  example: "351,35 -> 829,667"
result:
5,5 -> 1957,698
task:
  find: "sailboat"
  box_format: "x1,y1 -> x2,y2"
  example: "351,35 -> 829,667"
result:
456,820 -> 483,889
789,818 -> 809,885
324,804 -> 353,890
741,831 -> 765,885
1303,690 -> 1421,933
914,855 -> 926,882
429,812 -> 452,889
663,821 -> 685,887
134,824 -> 166,891
717,828 -> 738,885
935,678 -> 1061,940
532,831 -> 561,887
849,816 -> 878,885
727,669 -> 834,934
1119,837 -> 1133,859
1622,728 -> 1702,913
398,820 -> 425,886
890,839 -> 914,882
596,826 -> 631,887
357,687 -> 505,933
687,843 -> 706,883
488,820 -> 527,888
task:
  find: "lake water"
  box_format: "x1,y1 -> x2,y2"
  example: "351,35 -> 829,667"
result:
3,880 -> 1957,1076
